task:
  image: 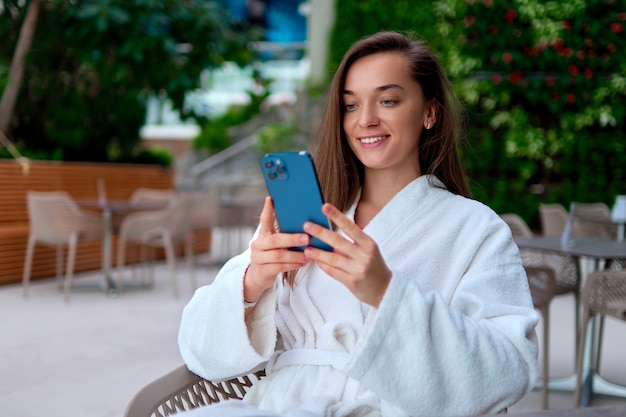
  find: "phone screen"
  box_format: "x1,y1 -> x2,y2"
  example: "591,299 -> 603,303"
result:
260,151 -> 332,251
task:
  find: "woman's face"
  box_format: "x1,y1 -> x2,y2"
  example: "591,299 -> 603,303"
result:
342,52 -> 434,179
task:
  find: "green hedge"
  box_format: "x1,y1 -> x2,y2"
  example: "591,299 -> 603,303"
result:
329,0 -> 626,229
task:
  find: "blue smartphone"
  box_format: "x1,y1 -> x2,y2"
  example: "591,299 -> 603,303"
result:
260,151 -> 333,251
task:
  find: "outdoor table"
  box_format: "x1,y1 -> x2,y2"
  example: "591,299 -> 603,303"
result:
514,236 -> 626,406
77,199 -> 168,295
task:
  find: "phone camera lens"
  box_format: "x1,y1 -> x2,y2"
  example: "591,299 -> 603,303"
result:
276,166 -> 286,174
268,171 -> 277,180
264,161 -> 274,169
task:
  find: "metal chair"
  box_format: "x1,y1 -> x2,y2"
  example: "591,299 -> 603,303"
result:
574,270 -> 626,407
123,365 -> 265,417
22,190 -> 103,302
116,194 -> 195,297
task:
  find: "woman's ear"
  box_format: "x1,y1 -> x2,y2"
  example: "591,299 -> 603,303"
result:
423,100 -> 438,130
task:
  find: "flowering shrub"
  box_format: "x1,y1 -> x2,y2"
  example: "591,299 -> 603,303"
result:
329,0 -> 625,226
453,0 -> 626,225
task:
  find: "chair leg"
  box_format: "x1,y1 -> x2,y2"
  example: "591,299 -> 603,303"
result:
574,309 -> 592,407
163,234 -> 179,298
22,235 -> 36,298
185,234 -> 196,291
116,234 -> 127,294
594,316 -> 605,372
56,245 -> 64,289
540,306 -> 550,410
63,234 -> 78,302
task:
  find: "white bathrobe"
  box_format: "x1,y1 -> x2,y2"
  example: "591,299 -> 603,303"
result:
178,176 -> 539,417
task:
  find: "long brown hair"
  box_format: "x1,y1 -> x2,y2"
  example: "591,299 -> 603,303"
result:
311,31 -> 471,213
286,32 -> 471,286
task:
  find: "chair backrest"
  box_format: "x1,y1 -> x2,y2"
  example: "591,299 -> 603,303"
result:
582,270 -> 626,321
26,190 -> 84,244
539,203 -> 569,237
130,188 -> 176,206
571,202 -> 615,239
525,266 -> 557,309
501,213 -> 533,238
124,365 -> 265,417
166,194 -> 195,240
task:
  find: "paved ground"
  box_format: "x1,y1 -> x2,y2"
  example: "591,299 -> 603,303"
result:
2,257 -> 626,417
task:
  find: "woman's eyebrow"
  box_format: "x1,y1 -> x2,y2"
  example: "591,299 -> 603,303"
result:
343,84 -> 404,96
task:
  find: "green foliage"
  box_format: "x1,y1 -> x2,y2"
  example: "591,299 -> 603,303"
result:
455,0 -> 626,227
328,1 -> 449,75
255,122 -> 298,155
193,83 -> 270,154
330,0 -> 626,229
0,0 -> 260,164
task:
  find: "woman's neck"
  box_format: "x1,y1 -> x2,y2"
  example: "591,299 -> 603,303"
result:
355,170 -> 421,228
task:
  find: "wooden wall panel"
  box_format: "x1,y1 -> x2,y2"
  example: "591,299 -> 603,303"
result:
0,160 -> 177,286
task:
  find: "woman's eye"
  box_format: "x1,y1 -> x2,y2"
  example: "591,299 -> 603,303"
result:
382,99 -> 396,106
345,103 -> 357,111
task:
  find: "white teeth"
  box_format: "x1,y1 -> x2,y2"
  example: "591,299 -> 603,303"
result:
360,136 -> 385,144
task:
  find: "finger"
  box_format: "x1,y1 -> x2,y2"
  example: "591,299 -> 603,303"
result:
251,232 -> 310,252
258,196 -> 276,235
322,203 -> 364,241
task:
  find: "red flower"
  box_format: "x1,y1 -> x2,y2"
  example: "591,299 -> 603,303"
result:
619,12 -> 626,21
588,49 -> 596,58
569,65 -> 580,76
504,9 -> 517,24
584,68 -> 594,79
563,21 -> 572,30
551,92 -> 559,101
552,39 -> 565,51
608,44 -> 617,53
509,71 -> 523,84
491,73 -> 502,84
465,15 -> 476,26
546,77 -> 555,87
611,23 -> 623,33
583,23 -> 591,32
489,26 -> 499,35
566,94 -> 576,104
523,47 -> 533,56
577,50 -> 586,60
502,52 -> 513,64
533,46 -> 544,56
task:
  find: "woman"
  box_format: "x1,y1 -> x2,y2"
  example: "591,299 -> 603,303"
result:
178,31 -> 539,416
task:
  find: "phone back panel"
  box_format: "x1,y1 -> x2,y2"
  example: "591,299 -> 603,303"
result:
260,151 -> 332,251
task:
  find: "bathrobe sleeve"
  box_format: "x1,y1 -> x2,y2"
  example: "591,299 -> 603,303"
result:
346,210 -> 539,416
178,243 -> 279,381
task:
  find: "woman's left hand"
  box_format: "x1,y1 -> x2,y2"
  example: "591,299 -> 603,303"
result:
303,203 -> 392,308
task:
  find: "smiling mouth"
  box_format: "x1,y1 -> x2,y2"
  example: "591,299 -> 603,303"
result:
359,135 -> 387,144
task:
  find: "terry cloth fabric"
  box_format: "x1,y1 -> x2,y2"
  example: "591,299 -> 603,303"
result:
178,175 -> 539,417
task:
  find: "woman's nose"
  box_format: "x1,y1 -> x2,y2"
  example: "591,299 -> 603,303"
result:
358,104 -> 379,127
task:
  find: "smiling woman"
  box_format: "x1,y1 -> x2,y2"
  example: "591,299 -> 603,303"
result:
177,31 -> 539,417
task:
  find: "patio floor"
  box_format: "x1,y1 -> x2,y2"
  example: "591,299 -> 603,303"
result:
2,256 -> 626,417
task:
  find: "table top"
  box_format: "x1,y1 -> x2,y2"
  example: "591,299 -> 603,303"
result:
77,199 -> 168,213
514,236 -> 626,259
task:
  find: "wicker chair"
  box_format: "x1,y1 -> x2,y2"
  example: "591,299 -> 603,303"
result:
573,270 -> 626,407
123,365 -> 265,417
502,214 -> 559,409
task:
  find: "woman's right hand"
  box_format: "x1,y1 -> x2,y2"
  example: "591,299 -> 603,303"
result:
243,196 -> 310,303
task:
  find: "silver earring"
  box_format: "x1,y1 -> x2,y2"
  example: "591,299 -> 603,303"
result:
426,123 -> 431,130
